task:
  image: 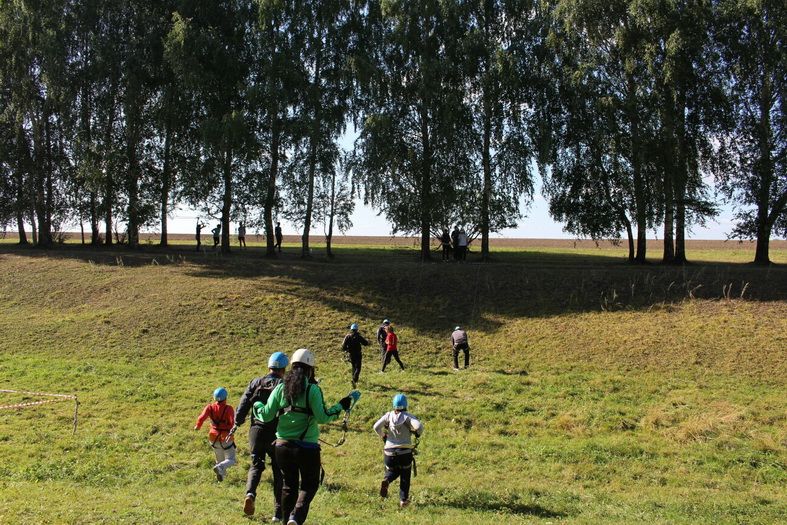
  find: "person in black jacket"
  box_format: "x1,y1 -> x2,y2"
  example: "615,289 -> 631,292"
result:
342,323 -> 370,388
376,319 -> 391,365
232,352 -> 289,518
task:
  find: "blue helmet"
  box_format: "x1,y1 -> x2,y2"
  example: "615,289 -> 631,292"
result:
213,387 -> 228,401
350,323 -> 358,331
268,351 -> 289,369
392,393 -> 407,410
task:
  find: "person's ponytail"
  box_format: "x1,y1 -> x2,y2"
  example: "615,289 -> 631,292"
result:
284,363 -> 311,403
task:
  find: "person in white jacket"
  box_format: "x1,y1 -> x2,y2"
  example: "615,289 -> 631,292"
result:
373,394 -> 423,508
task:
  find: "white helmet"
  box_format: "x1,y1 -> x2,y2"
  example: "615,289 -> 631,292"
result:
291,348 -> 315,367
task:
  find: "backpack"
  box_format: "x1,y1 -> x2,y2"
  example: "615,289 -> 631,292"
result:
250,374 -> 282,427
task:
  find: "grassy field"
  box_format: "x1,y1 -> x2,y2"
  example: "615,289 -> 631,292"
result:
0,242 -> 785,524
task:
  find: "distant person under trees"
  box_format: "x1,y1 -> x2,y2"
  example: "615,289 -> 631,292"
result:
212,224 -> 221,249
457,230 -> 468,261
451,227 -> 459,260
196,221 -> 206,251
440,229 -> 451,261
238,223 -> 246,249
275,222 -> 283,252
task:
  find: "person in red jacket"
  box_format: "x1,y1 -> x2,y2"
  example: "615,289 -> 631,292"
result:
195,387 -> 236,481
381,325 -> 405,372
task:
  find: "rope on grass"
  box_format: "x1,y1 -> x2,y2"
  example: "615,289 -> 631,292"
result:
0,389 -> 79,434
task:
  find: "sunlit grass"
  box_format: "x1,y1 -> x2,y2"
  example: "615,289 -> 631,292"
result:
0,245 -> 785,524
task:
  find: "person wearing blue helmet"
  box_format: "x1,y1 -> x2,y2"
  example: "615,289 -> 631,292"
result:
342,322 -> 370,388
195,387 -> 237,482
232,352 -> 289,518
373,393 -> 423,508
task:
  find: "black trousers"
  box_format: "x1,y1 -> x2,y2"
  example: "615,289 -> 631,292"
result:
453,343 -> 470,368
246,426 -> 282,518
382,350 -> 404,371
349,351 -> 362,384
442,245 -> 450,260
384,452 -> 413,501
195,236 -> 201,251
275,442 -> 321,525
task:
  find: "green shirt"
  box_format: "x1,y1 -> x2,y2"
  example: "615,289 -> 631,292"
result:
252,381 -> 342,443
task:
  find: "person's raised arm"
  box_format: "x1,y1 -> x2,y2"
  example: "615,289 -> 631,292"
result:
234,378 -> 259,427
308,385 -> 343,424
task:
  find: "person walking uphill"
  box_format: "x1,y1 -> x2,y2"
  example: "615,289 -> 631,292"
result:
450,326 -> 470,370
232,352 -> 289,519
194,387 -> 236,482
253,349 -> 361,525
373,394 -> 423,508
381,325 -> 405,372
342,323 -> 369,388
376,319 -> 390,361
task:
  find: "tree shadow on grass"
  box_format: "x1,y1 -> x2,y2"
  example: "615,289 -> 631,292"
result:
1,243 -> 786,337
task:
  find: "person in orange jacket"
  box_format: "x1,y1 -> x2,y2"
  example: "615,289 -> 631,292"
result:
195,387 -> 237,481
381,325 -> 405,372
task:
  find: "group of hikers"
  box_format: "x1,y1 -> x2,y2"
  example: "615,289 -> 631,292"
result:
195,220 -> 283,251
438,227 -> 471,261
194,322 -> 470,524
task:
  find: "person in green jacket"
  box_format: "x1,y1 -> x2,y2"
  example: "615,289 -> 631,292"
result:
253,348 -> 360,525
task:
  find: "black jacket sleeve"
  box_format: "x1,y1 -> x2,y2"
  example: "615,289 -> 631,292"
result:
342,334 -> 351,352
235,377 -> 262,426
359,334 -> 370,346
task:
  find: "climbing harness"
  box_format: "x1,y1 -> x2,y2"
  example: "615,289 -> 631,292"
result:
0,389 -> 79,434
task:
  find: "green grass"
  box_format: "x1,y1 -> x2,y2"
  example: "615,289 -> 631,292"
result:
0,244 -> 785,524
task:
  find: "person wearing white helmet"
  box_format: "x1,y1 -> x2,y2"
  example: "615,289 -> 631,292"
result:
253,349 -> 361,525
232,352 -> 290,518
342,322 -> 370,388
450,326 -> 470,370
373,393 -> 423,508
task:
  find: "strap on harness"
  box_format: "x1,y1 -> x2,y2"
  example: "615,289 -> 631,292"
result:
318,393 -> 357,448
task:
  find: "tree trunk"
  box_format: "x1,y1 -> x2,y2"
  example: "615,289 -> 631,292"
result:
661,97 -> 675,263
302,49 -> 322,259
419,98 -> 432,261
326,169 -> 336,258
221,144 -> 233,254
90,191 -> 100,244
625,218 -> 635,263
103,99 -> 115,246
80,221 -> 85,244
33,109 -> 49,247
29,208 -> 37,245
480,88 -> 492,261
673,88 -> 688,264
160,100 -> 173,247
126,134 -> 140,248
14,121 -> 28,245
43,111 -> 54,245
753,65 -> 774,265
16,211 -> 27,245
627,73 -> 647,263
265,112 -> 280,257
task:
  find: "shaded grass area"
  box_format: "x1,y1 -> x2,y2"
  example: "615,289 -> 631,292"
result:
0,246 -> 785,524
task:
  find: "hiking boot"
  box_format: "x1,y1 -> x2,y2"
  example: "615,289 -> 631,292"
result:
379,479 -> 389,498
452,367 -> 460,371
286,518 -> 299,525
212,465 -> 224,482
243,494 -> 255,516
400,499 -> 411,508
270,518 -> 281,523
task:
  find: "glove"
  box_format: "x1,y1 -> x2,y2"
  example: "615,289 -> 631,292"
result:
339,396 -> 352,410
